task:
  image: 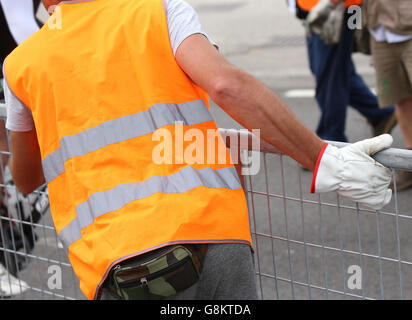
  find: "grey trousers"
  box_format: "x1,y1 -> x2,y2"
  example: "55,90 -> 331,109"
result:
100,243 -> 258,300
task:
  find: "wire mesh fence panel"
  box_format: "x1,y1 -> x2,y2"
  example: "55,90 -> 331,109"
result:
0,175 -> 84,299
222,130 -> 412,301
0,120 -> 411,300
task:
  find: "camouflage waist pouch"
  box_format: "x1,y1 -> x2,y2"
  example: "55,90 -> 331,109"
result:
109,244 -> 207,300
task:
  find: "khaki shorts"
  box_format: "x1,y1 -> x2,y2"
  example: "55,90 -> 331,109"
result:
370,37 -> 412,108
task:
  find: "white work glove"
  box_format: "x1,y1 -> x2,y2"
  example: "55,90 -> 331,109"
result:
311,134 -> 393,210
306,0 -> 345,45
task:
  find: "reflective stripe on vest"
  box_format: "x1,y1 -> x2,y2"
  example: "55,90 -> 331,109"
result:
59,165 -> 241,247
42,99 -> 213,183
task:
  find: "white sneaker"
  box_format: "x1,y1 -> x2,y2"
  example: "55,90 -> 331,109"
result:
0,264 -> 29,297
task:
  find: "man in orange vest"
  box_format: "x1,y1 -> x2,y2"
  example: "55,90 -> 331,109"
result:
3,0 -> 393,300
296,0 -> 396,143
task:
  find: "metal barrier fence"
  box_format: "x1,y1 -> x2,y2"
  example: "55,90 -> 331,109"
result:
0,112 -> 411,300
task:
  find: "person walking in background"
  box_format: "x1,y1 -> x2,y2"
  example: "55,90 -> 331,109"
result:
298,0 -> 397,142
363,0 -> 412,191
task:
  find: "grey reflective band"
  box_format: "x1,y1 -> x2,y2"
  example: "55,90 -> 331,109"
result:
42,100 -> 213,183
58,166 -> 241,247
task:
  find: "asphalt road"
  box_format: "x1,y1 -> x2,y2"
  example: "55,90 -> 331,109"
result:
2,0 -> 412,300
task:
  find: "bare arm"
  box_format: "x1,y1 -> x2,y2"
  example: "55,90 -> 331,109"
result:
9,129 -> 45,195
175,34 -> 324,171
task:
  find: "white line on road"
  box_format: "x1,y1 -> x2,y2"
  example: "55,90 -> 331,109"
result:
285,88 -> 377,99
284,89 -> 315,98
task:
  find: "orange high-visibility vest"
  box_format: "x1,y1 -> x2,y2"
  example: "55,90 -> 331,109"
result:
297,0 -> 362,12
4,0 -> 252,300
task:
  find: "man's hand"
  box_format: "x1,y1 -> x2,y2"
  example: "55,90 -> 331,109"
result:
311,134 -> 393,210
306,0 -> 345,45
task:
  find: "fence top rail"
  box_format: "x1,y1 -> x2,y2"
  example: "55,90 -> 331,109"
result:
0,104 -> 410,171
218,128 -> 412,172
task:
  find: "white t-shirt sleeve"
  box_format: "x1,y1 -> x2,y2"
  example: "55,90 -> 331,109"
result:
165,0 -> 217,56
3,79 -> 34,132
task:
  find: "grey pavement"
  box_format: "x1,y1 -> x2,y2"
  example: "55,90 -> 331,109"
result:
2,0 -> 411,300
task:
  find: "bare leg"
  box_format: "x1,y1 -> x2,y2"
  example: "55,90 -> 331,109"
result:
396,97 -> 412,149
